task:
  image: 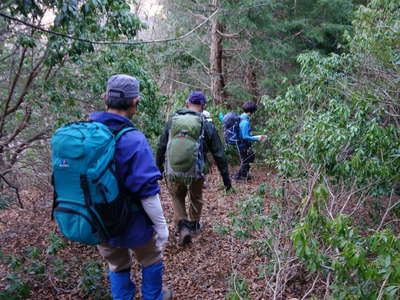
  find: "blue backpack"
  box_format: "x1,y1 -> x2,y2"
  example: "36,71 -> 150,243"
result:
51,121 -> 134,245
222,112 -> 242,145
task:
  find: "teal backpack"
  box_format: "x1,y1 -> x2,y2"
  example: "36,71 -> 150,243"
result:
51,121 -> 134,245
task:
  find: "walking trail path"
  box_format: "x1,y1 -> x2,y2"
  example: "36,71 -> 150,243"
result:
0,166 -> 279,299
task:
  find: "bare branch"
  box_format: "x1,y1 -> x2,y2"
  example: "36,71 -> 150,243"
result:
0,10 -> 219,46
300,167 -> 321,217
324,273 -> 331,299
9,129 -> 49,166
377,190 -> 400,231
0,173 -> 23,208
185,51 -> 210,74
217,29 -> 239,38
301,274 -> 320,300
376,273 -> 390,300
6,55 -> 46,116
167,77 -> 209,90
0,48 -> 18,63
1,107 -> 32,148
341,179 -> 381,215
0,47 -> 27,135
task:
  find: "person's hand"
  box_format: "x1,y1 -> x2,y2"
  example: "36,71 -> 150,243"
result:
258,135 -> 266,142
154,224 -> 169,251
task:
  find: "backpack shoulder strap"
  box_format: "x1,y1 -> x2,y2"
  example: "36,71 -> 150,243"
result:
114,126 -> 136,141
175,109 -> 200,116
199,114 -> 206,140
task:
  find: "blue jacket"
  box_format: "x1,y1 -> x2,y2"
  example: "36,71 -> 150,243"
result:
239,113 -> 258,142
90,112 -> 162,247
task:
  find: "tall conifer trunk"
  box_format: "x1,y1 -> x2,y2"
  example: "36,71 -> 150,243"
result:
245,61 -> 258,101
210,0 -> 224,105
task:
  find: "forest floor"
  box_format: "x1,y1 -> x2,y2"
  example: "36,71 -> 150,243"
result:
0,165 -> 304,299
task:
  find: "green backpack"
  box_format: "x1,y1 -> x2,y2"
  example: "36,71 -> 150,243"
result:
165,111 -> 205,184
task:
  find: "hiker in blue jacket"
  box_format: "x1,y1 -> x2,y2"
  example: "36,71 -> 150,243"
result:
90,74 -> 172,300
233,101 -> 265,181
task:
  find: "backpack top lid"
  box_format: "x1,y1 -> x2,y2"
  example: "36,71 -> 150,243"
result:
223,112 -> 241,129
222,112 -> 242,145
170,111 -> 202,138
52,122 -> 113,164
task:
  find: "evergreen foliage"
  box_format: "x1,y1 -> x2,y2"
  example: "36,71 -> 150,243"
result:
263,0 -> 399,191
157,0 -> 363,105
261,0 -> 400,297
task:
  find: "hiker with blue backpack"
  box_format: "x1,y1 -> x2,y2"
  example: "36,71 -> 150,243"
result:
51,74 -> 172,300
156,92 -> 232,246
222,101 -> 265,181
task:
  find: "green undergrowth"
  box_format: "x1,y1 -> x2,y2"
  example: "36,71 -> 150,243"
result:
0,232 -> 110,300
215,181 -> 400,299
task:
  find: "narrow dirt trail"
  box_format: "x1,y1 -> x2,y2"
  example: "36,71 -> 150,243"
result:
161,166 -> 272,299
0,166 -> 272,299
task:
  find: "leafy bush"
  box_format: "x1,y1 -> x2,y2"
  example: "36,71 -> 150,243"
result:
0,196 -> 16,210
292,201 -> 400,299
0,274 -> 31,300
26,246 -> 41,260
46,232 -> 66,255
226,274 -> 252,300
220,2 -> 400,298
0,242 -> 109,299
262,0 -> 400,192
78,261 -> 111,299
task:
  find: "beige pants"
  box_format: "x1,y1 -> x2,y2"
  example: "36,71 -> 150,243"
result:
97,236 -> 162,273
166,178 -> 204,226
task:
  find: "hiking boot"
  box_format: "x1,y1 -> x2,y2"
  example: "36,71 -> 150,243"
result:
179,228 -> 191,246
189,220 -> 202,236
162,287 -> 173,300
177,220 -> 192,246
232,175 -> 245,183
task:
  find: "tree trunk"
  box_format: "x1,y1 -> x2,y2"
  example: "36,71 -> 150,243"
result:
210,0 -> 224,105
0,149 -> 4,192
245,61 -> 258,101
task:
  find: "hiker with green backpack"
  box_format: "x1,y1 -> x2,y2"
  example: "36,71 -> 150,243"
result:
156,92 -> 232,246
51,74 -> 172,300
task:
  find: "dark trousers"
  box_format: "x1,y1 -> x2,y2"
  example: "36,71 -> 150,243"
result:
234,143 -> 255,179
